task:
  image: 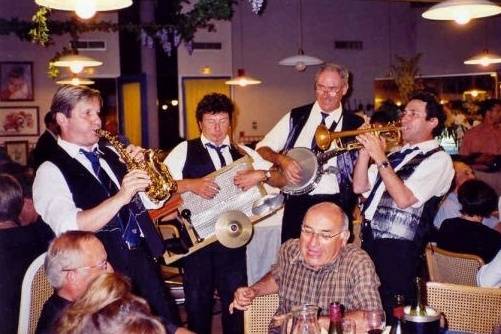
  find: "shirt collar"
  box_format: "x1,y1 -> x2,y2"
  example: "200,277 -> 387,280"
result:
401,139 -> 439,154
312,101 -> 343,121
200,134 -> 231,148
57,137 -> 99,158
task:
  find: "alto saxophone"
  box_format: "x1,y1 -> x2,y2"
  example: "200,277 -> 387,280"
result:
96,129 -> 178,203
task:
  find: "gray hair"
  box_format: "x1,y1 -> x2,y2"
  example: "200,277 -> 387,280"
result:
50,85 -> 102,117
45,231 -> 99,289
314,63 -> 350,87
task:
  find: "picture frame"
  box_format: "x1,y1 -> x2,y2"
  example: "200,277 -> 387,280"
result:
0,106 -> 40,136
0,62 -> 34,101
4,140 -> 29,166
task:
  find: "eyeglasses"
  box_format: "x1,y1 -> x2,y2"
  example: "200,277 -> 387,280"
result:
62,258 -> 108,272
301,226 -> 345,242
315,84 -> 343,96
400,110 -> 427,119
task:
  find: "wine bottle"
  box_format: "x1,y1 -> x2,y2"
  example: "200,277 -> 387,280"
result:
409,277 -> 427,316
389,295 -> 405,334
328,302 -> 343,334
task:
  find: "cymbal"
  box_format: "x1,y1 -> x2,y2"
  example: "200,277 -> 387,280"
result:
215,210 -> 253,248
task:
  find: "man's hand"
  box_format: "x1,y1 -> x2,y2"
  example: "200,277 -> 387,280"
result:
234,170 -> 265,191
356,133 -> 387,164
229,287 -> 256,313
116,169 -> 151,204
125,144 -> 146,163
278,155 -> 302,185
189,177 -> 220,199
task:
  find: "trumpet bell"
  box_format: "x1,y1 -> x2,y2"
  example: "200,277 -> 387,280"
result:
314,124 -> 332,151
215,210 -> 253,248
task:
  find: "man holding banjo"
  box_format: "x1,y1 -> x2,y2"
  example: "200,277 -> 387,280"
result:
256,63 -> 364,242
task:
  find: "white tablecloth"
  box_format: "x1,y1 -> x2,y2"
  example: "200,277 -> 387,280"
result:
246,208 -> 283,284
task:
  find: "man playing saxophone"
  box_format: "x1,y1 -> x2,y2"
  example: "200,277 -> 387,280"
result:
33,85 -> 190,334
164,93 -> 284,334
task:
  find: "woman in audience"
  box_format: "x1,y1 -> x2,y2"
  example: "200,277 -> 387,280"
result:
437,179 -> 501,263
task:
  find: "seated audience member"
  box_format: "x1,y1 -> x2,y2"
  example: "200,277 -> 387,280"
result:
433,160 -> 499,231
0,174 -> 53,334
230,202 -> 382,333
36,231 -> 112,334
438,179 -> 501,263
477,249 -> 501,288
56,272 -> 165,334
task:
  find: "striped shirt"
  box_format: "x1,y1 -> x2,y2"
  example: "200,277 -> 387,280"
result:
271,240 -> 382,316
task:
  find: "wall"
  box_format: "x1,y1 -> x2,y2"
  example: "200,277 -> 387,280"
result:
0,1 -> 120,145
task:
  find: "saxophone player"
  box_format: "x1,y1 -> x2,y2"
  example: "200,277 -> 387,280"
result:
33,85 -> 190,334
164,93 -> 284,334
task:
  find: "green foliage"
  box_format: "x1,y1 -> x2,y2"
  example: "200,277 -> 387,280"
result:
391,54 -> 422,104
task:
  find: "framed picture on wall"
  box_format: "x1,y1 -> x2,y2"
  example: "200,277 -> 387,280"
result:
5,140 -> 29,165
0,106 -> 39,136
0,61 -> 34,101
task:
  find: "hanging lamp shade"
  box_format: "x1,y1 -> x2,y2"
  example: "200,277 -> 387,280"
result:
279,49 -> 323,72
422,0 -> 501,24
52,54 -> 103,74
56,76 -> 95,86
464,49 -> 501,66
35,0 -> 132,19
225,69 -> 262,87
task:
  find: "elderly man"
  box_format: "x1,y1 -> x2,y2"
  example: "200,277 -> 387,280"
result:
36,231 -> 111,334
33,85 -> 185,334
230,202 -> 382,332
164,93 -> 284,334
256,63 -> 364,242
353,91 -> 454,320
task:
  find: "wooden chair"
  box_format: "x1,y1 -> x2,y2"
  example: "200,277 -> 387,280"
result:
17,253 -> 53,334
244,293 -> 279,334
426,281 -> 501,334
425,243 -> 484,286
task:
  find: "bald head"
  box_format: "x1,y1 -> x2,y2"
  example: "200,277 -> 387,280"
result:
304,202 -> 349,231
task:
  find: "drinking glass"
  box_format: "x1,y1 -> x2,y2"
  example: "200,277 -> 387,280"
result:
365,310 -> 386,334
341,318 -> 356,334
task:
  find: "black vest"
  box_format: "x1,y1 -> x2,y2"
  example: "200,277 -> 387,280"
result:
182,138 -> 244,179
47,144 -> 165,257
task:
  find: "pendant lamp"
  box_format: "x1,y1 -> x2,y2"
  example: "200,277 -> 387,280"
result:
278,0 -> 323,71
52,54 -> 103,74
464,49 -> 501,66
422,0 -> 501,25
35,0 -> 132,19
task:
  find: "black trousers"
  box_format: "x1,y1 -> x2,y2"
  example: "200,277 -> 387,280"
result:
281,193 -> 346,243
362,234 -> 421,323
97,231 -> 181,334
182,242 -> 247,334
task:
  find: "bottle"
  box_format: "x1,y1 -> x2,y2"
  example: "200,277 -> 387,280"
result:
328,302 -> 343,334
408,277 -> 427,316
389,295 -> 405,334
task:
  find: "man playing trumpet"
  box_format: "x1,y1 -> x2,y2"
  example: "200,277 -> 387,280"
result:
164,93 -> 284,334
353,91 -> 454,320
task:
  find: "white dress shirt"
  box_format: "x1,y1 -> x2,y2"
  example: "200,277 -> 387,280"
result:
33,137 -> 158,235
477,249 -> 501,288
164,134 -> 272,180
256,102 -> 344,195
363,139 -> 454,221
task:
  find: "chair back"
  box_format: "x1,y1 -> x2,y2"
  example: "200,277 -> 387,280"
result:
244,293 -> 279,334
17,253 -> 53,334
425,243 -> 484,286
426,281 -> 501,334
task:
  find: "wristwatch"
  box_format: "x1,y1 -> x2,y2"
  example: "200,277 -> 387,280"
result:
376,160 -> 390,170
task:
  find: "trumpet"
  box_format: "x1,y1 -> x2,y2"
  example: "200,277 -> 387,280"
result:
314,122 -> 402,151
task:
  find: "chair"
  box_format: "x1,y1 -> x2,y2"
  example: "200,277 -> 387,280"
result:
244,293 -> 279,334
425,243 -> 484,286
17,253 -> 53,334
426,281 -> 501,334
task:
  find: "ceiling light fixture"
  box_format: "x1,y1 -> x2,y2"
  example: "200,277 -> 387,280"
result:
464,49 -> 501,66
422,0 -> 501,25
35,0 -> 132,19
225,69 -> 262,87
278,0 -> 323,71
52,54 -> 103,74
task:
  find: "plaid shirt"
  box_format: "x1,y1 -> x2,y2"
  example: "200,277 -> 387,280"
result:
271,240 -> 382,316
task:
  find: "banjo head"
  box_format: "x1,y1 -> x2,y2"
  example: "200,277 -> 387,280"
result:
282,147 -> 320,195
